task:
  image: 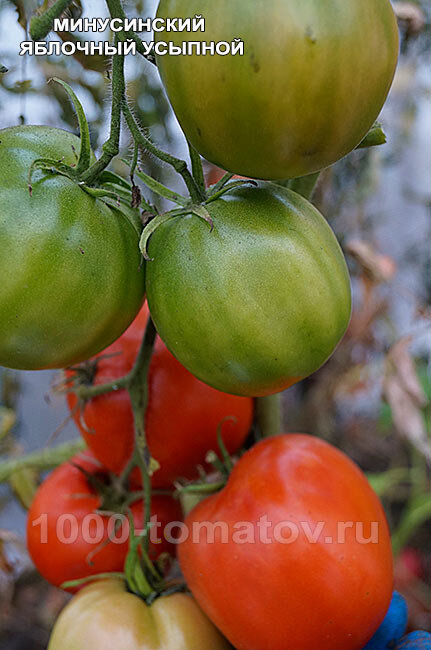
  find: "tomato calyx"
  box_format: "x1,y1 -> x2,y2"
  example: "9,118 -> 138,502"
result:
138,176 -> 258,261
27,78 -> 92,195
175,429 -> 236,516
26,78 -> 154,227
70,459 -> 134,513
123,511 -> 188,605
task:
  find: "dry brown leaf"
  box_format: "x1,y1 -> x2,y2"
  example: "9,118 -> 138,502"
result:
394,2 -> 427,34
384,338 -> 431,462
346,239 -> 397,284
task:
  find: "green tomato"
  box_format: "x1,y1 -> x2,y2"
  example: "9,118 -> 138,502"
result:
0,126 -> 145,370
155,0 -> 399,180
48,579 -> 232,650
146,184 -> 352,397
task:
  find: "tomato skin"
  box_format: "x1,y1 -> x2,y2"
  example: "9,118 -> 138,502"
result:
0,126 -> 145,370
146,184 -> 352,397
48,579 -> 232,650
179,434 -> 394,650
155,0 -> 399,180
66,305 -> 253,488
26,451 -> 182,591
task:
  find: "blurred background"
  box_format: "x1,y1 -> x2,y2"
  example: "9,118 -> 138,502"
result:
0,0 -> 430,647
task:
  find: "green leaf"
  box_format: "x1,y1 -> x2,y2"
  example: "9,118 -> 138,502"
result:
9,468 -> 38,510
367,468 -> 410,498
357,123 -> 387,149
392,492 -> 431,556
133,165 -> 189,207
206,179 -> 258,204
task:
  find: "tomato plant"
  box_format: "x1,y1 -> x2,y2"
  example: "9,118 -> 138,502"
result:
179,434 -> 394,650
146,184 -> 352,397
0,125 -> 145,371
66,305 -> 253,488
47,578 -> 232,650
155,0 -> 399,180
2,3 -> 410,647
27,451 -> 182,591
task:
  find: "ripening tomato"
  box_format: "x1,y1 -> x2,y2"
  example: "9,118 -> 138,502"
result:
0,126 -> 145,370
146,184 -> 352,397
27,451 -> 182,591
48,579 -> 232,650
179,434 -> 394,650
155,0 -> 399,180
66,305 -> 253,488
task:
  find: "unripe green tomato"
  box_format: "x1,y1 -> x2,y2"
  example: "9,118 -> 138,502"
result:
0,126 -> 145,370
146,184 -> 352,397
155,0 -> 399,180
48,579 -> 232,650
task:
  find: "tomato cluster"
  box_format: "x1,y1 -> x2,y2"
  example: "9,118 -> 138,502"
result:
1,0 -> 408,648
66,304 -> 253,487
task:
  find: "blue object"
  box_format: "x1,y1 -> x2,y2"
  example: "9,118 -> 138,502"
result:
363,592 -> 408,649
394,631 -> 431,649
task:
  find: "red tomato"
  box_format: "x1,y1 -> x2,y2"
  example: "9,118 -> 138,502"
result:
27,451 -> 182,591
66,305 -> 253,488
179,434 -> 394,650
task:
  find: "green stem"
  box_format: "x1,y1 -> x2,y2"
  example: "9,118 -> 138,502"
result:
76,374 -> 129,400
73,316 -> 159,566
80,38 -> 125,185
126,318 -> 158,555
122,101 -> 202,203
278,172 -> 321,200
0,439 -> 85,483
106,0 -> 156,65
187,141 -> 206,200
255,394 -> 283,438
29,0 -> 73,40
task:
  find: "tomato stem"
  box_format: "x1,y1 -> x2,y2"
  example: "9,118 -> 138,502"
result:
126,317 -> 158,556
29,0 -> 73,41
281,173 -> 321,201
80,36 -> 125,185
255,394 -> 283,438
0,439 -> 85,483
121,100 -> 203,203
106,0 -> 156,65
